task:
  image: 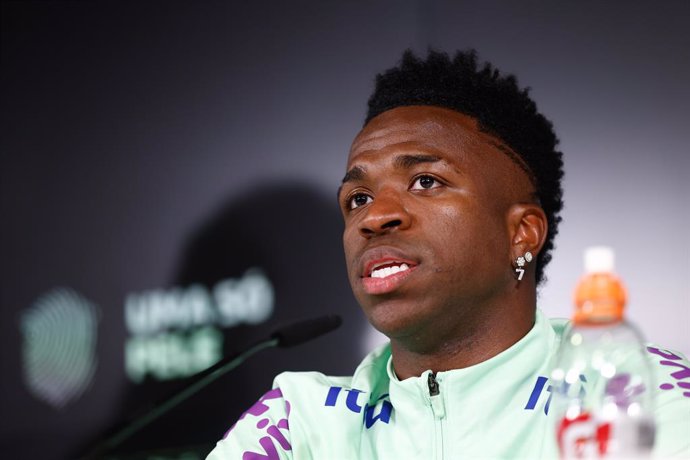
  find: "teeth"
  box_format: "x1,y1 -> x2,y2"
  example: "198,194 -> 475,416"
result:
371,263 -> 410,279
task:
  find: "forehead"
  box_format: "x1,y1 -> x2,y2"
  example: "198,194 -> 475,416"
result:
348,106 -> 508,167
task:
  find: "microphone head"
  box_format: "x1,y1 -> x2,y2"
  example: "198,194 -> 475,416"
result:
271,314 -> 342,348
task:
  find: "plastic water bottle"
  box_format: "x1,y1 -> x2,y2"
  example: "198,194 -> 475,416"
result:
550,246 -> 655,459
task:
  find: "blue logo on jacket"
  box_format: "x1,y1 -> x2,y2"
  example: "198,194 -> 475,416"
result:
324,386 -> 393,428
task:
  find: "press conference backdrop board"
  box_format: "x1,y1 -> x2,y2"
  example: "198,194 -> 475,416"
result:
2,2 -> 688,459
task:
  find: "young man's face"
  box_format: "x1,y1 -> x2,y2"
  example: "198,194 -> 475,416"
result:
339,105 -> 534,344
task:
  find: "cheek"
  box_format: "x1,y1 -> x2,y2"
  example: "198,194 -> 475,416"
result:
435,202 -> 477,239
432,203 -> 507,266
423,207 -> 471,269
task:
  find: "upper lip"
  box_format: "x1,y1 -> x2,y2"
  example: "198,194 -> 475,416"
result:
360,246 -> 419,277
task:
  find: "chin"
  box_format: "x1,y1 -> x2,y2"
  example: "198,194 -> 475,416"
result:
363,304 -> 425,341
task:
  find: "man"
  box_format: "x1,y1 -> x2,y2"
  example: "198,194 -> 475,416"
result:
207,50 -> 689,459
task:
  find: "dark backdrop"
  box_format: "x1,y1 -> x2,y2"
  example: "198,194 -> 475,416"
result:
2,2 -> 688,459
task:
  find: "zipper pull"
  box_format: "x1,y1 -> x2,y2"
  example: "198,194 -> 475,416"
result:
427,371 -> 445,419
428,372 -> 440,396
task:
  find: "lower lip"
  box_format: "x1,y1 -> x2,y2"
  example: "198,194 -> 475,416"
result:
361,267 -> 415,295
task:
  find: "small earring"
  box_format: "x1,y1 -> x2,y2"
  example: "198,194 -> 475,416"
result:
515,251 -> 533,281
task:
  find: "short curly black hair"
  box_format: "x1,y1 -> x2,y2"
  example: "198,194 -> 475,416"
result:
366,49 -> 564,285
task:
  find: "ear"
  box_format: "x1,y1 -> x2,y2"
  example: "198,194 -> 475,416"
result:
507,203 -> 548,262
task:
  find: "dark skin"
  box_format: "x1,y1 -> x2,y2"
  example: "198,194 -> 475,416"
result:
339,106 -> 548,380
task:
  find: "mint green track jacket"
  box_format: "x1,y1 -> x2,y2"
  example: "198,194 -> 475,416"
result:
207,311 -> 690,459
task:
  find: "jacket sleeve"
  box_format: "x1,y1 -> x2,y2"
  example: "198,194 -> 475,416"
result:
206,386 -> 294,460
646,346 -> 690,458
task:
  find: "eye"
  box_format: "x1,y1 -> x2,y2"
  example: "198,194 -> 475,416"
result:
411,175 -> 441,190
348,193 -> 373,210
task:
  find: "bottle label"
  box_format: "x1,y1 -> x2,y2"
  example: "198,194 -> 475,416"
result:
557,412 -> 611,459
557,411 -> 654,459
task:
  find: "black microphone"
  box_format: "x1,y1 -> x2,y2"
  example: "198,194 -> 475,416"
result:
81,315 -> 342,459
272,314 -> 342,347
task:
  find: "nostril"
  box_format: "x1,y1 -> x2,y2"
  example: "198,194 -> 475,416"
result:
381,219 -> 402,229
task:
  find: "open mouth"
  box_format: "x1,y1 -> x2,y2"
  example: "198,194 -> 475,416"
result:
369,262 -> 412,279
361,258 -> 417,295
364,255 -> 418,278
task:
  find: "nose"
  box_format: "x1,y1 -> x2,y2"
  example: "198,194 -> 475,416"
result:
358,190 -> 411,238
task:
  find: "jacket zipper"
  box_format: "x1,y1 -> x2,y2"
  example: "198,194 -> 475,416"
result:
428,372 -> 445,459
428,372 -> 440,396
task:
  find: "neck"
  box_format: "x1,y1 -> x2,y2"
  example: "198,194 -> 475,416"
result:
390,301 -> 536,380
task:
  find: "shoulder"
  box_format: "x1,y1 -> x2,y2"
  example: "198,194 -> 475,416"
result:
643,345 -> 690,458
206,344 -> 392,459
274,343 -> 393,432
643,344 -> 689,404
644,344 -> 689,380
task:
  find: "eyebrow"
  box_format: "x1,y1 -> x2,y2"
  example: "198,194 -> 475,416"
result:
341,154 -> 441,185
393,154 -> 441,169
341,165 -> 366,185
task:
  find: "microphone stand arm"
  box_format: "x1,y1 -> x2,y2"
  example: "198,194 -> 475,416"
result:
83,337 -> 279,459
